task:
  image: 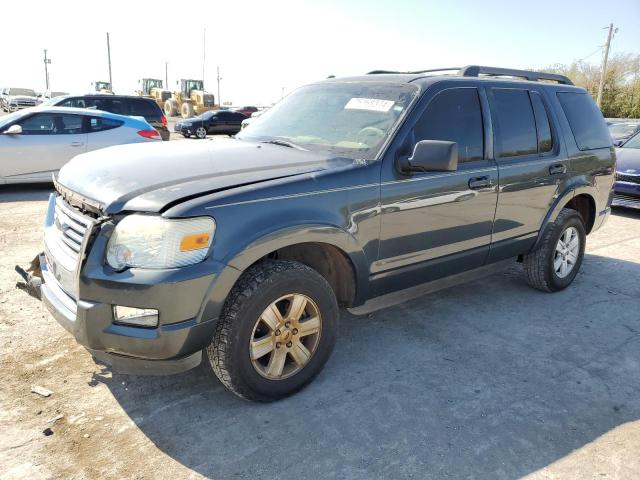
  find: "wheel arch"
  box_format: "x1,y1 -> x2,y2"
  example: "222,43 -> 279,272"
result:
225,224 -> 369,308
533,185 -> 597,250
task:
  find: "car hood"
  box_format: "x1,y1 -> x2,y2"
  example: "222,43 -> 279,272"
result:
57,138 -> 347,214
615,147 -> 640,174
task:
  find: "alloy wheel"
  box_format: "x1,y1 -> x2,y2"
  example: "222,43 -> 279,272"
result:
554,226 -> 580,278
250,293 -> 322,380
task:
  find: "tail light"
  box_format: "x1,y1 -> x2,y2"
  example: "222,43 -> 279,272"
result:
161,115 -> 167,127
137,129 -> 161,140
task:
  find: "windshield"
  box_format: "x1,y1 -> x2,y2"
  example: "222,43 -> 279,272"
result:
0,110 -> 30,129
9,88 -> 36,97
609,123 -> 639,138
237,82 -> 419,160
622,132 -> 640,149
185,80 -> 204,92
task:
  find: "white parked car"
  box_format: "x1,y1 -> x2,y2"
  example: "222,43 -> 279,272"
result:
2,87 -> 39,112
0,106 -> 161,184
38,90 -> 70,104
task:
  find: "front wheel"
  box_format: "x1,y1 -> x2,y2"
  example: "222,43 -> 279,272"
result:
206,260 -> 339,402
195,126 -> 207,139
523,208 -> 586,292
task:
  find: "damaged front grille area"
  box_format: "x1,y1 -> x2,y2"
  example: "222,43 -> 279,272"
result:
52,196 -> 93,262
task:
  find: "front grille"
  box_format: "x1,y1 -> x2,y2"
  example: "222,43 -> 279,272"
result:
616,173 -> 640,185
52,196 -> 94,262
612,193 -> 640,209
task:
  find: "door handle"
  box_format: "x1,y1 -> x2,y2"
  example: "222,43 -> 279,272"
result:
468,176 -> 492,190
70,142 -> 84,147
549,164 -> 566,175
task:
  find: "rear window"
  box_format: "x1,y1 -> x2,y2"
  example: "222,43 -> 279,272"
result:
129,99 -> 161,119
89,117 -> 124,132
557,92 -> 610,150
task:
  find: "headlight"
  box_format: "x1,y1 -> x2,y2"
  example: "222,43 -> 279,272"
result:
106,215 -> 215,270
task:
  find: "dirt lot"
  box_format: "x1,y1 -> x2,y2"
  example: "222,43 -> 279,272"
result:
1,184 -> 639,480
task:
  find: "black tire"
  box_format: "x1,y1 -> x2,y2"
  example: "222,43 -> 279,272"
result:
195,126 -> 207,139
523,208 -> 586,292
206,260 -> 339,402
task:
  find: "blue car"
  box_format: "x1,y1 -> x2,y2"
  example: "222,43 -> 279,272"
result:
613,131 -> 640,209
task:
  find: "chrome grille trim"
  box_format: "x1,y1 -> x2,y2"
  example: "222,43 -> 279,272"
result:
52,196 -> 93,261
616,173 -> 640,185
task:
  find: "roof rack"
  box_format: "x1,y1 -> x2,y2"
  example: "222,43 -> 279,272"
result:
367,65 -> 573,85
459,65 -> 573,85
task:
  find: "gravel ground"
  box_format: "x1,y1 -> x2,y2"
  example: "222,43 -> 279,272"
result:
0,164 -> 639,478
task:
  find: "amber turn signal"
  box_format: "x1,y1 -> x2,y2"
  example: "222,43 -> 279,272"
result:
180,233 -> 211,251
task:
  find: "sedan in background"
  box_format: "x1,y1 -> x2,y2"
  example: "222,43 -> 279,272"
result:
0,106 -> 160,184
232,105 -> 258,117
613,131 -> 640,210
608,120 -> 640,146
174,110 -> 247,138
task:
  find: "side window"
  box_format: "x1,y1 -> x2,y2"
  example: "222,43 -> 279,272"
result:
59,98 -> 87,108
18,114 -> 56,134
18,114 -> 83,134
530,92 -> 553,153
557,92 -> 611,150
88,116 -> 124,132
491,89 -> 537,158
414,88 -> 484,163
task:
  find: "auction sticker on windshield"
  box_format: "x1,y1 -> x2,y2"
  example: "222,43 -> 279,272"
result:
344,98 -> 395,112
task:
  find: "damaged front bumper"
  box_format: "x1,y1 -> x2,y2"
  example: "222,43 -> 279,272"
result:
33,193 -> 224,375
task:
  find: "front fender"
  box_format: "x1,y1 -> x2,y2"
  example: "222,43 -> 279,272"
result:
198,224 -> 370,323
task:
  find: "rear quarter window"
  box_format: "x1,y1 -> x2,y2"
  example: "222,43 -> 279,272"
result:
89,117 -> 124,132
129,99 -> 161,120
557,92 -> 611,150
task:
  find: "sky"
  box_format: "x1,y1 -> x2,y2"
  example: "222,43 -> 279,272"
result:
1,0 -> 639,105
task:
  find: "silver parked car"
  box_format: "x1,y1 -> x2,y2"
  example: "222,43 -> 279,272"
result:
0,106 -> 161,184
3,87 -> 39,112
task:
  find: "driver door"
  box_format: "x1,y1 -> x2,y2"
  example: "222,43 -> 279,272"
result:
372,85 -> 499,295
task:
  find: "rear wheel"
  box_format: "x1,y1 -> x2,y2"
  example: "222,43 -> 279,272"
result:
206,260 -> 339,402
523,208 -> 586,292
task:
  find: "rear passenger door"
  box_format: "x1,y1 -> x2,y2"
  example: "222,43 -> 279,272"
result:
486,86 -> 567,261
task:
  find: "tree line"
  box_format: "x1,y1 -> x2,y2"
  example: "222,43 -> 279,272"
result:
544,53 -> 640,119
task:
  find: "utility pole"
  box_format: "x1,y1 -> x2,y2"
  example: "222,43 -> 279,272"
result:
43,49 -> 51,90
106,32 -> 113,90
596,23 -> 617,108
165,61 -> 168,88
217,66 -> 222,106
202,28 -> 206,86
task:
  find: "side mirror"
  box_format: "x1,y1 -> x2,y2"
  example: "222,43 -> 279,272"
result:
398,140 -> 458,173
5,125 -> 22,135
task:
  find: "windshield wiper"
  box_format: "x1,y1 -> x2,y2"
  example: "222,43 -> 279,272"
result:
260,139 -> 307,151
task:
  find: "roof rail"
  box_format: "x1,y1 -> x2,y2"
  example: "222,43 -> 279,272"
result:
367,67 -> 460,75
367,66 -> 573,85
459,65 -> 573,85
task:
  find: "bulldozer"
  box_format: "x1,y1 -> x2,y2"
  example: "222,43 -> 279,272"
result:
93,81 -> 113,94
164,79 -> 216,118
136,78 -> 172,110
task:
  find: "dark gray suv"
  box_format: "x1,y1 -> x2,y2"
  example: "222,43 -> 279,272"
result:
35,66 -> 615,401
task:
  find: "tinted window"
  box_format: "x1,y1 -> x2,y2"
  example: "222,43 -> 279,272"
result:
129,99 -> 160,119
414,88 -> 484,162
530,92 -> 553,153
59,97 -> 88,108
18,113 -> 83,135
557,92 -> 611,150
491,89 -> 537,158
89,116 -> 123,132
